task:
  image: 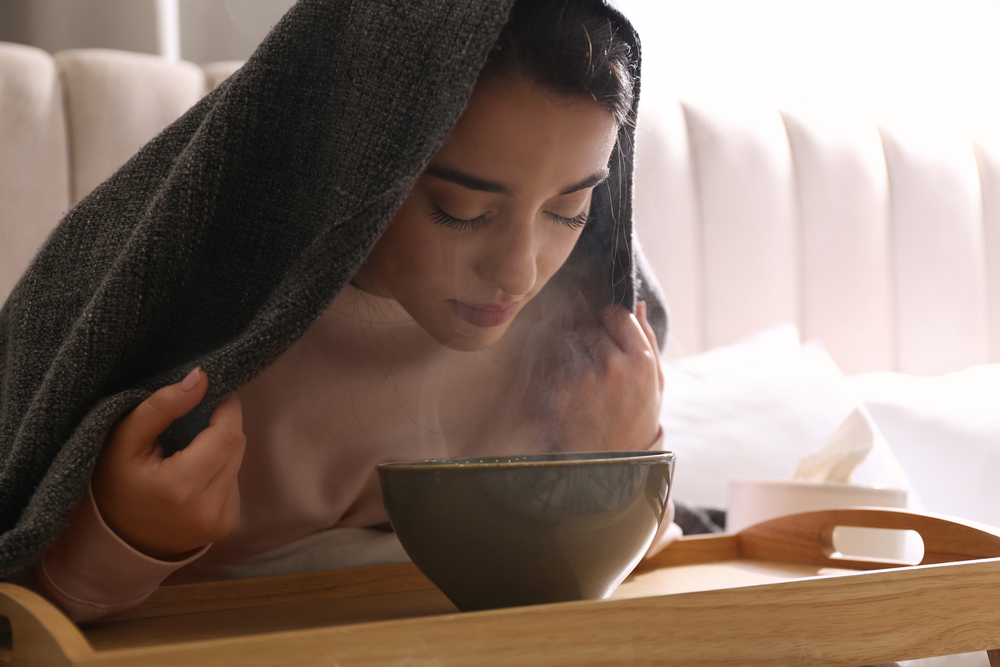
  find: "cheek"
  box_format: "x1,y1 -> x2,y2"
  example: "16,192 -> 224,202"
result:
536,228 -> 585,283
384,205 -> 462,287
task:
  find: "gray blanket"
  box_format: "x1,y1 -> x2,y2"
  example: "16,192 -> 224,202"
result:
0,0 -> 665,578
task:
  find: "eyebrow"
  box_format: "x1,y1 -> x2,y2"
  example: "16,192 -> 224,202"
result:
424,165 -> 609,197
560,170 -> 610,195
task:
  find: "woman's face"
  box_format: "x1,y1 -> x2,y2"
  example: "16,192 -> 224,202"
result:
354,76 -> 619,351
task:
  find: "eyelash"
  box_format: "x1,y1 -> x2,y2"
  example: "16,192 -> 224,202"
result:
552,211 -> 589,230
430,206 -> 487,231
429,206 -> 588,231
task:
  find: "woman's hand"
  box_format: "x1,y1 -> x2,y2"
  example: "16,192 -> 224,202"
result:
91,368 -> 246,560
525,300 -> 664,452
644,499 -> 683,559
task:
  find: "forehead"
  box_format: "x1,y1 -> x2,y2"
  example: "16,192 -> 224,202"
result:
430,77 -> 619,195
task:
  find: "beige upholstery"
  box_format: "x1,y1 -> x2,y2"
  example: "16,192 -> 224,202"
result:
977,140 -> 1000,363
202,60 -> 244,92
0,43 -> 69,302
781,114 -> 894,375
684,106 -> 801,354
635,102 -> 999,375
55,49 -> 206,203
0,43 -> 242,305
0,42 -> 995,376
632,103 -> 702,359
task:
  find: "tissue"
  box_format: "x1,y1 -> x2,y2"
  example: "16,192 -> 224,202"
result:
793,406 -> 879,482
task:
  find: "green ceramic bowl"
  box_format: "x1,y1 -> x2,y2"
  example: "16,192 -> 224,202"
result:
377,450 -> 675,611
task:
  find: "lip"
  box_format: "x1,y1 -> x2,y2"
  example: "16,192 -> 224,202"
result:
451,300 -> 521,328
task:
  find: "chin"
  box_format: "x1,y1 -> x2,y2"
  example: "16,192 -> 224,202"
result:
438,329 -> 505,352
429,317 -> 509,352
415,302 -> 518,351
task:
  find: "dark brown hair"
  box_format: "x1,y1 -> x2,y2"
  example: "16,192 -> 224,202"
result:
482,0 -> 636,127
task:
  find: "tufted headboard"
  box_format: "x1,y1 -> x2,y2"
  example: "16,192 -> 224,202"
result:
0,43 -> 240,307
2,42 -> 997,377
634,102 -> 1000,376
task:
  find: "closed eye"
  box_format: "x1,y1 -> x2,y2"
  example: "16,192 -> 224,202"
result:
547,211 -> 588,230
430,205 -> 488,231
430,205 -> 588,231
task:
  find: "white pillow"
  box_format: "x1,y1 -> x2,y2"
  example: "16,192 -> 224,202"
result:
660,324 -> 916,508
849,365 -> 1000,528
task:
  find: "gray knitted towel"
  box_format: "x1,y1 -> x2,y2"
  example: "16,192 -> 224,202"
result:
0,0 -> 665,578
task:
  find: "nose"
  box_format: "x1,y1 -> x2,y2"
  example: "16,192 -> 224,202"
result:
478,216 -> 537,297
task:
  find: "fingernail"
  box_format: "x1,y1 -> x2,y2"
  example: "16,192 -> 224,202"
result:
638,300 -> 647,318
180,367 -> 201,393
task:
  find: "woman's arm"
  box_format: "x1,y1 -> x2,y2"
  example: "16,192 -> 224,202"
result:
38,368 -> 245,622
37,485 -> 209,623
91,369 -> 245,560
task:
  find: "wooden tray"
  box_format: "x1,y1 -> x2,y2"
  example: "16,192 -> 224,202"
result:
5,508 -> 1000,666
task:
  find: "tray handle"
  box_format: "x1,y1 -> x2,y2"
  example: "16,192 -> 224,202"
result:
0,583 -> 92,667
738,507 -> 1000,570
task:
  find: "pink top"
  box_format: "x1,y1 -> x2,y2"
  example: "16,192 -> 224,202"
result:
39,285 -> 664,622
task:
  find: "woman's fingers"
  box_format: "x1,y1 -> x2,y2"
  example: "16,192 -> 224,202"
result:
599,303 -> 651,355
635,301 -> 664,391
92,370 -> 247,558
168,393 -> 245,488
635,301 -> 658,353
596,303 -> 659,387
204,413 -> 247,496
105,368 -> 208,463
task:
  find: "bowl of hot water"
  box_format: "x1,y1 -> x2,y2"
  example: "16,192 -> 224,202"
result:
377,450 -> 675,611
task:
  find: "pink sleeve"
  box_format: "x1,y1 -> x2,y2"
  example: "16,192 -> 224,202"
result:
37,484 -> 210,623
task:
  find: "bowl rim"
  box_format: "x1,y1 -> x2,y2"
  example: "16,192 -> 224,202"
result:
376,450 -> 674,471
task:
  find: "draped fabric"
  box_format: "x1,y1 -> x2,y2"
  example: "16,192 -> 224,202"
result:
0,0 -> 664,578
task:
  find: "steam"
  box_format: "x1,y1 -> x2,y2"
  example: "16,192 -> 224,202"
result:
347,243 -> 616,462
406,276 -> 611,461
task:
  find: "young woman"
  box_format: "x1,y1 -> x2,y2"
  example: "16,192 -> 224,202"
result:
0,0 -> 681,622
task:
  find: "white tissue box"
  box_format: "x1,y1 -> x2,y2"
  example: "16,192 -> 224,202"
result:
727,478 -> 909,560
